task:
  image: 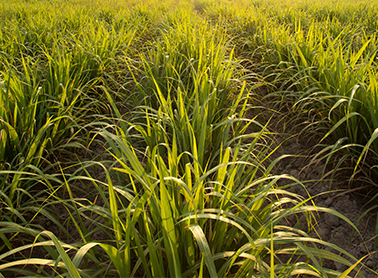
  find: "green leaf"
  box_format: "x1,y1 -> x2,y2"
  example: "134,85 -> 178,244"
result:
159,163 -> 181,277
354,127 -> 378,173
40,231 -> 81,278
99,244 -> 126,277
189,224 -> 218,278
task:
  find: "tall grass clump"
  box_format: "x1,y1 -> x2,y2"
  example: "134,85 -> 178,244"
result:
79,126 -> 360,277
217,0 -> 378,185
123,12 -> 255,171
0,0 -> 139,205
0,0 -> 137,265
213,0 -> 378,255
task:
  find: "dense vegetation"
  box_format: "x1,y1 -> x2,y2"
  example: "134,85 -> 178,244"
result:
1,0 -> 378,276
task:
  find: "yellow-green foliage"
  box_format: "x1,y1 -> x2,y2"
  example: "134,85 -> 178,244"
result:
1,0 -> 378,277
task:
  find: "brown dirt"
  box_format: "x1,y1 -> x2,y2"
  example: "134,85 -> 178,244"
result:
264,101 -> 378,277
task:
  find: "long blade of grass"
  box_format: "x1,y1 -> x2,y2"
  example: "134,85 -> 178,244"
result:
189,224 -> 217,278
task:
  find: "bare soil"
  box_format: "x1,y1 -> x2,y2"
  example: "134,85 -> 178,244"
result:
264,102 -> 378,277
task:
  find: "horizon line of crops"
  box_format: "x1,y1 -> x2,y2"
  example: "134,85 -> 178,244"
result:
1,0 -> 377,277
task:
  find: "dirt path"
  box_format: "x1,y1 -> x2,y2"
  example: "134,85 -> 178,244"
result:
265,103 -> 378,277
